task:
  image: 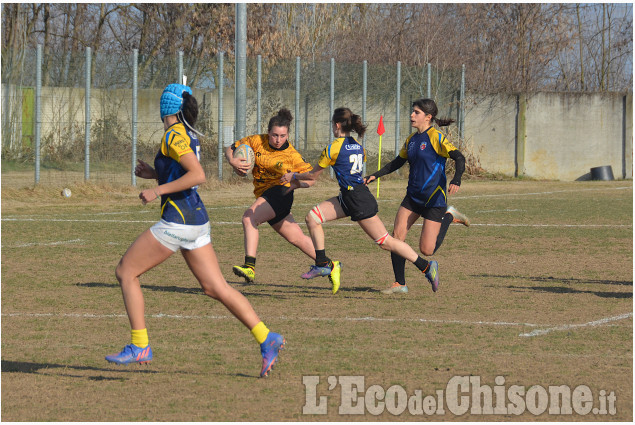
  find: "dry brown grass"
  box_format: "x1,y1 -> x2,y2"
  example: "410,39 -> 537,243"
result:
1,177 -> 632,421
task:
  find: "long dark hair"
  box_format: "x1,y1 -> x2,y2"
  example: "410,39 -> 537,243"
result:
179,92 -> 199,127
332,107 -> 367,138
412,98 -> 455,127
268,108 -> 293,131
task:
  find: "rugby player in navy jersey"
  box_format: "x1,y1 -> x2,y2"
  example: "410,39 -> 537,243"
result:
105,84 -> 283,377
365,99 -> 470,295
281,108 -> 435,294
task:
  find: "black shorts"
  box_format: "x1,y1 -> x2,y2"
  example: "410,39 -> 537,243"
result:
400,194 -> 446,223
338,184 -> 378,222
261,185 -> 294,226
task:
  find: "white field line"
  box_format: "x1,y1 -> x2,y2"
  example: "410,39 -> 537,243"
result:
470,223 -> 631,228
2,185 -> 631,225
475,209 -> 524,213
1,217 -> 630,229
2,185 -> 631,219
2,238 -> 84,248
449,186 -> 632,200
0,311 -> 543,327
2,218 -> 156,223
2,312 -> 631,337
519,313 -> 633,337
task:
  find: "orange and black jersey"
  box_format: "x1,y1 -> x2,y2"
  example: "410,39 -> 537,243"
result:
232,134 -> 312,198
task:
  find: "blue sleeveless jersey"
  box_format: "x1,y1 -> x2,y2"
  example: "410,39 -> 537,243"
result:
154,123 -> 209,225
318,136 -> 365,190
398,127 -> 458,208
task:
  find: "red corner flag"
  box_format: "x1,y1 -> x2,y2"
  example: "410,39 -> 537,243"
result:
377,115 -> 385,135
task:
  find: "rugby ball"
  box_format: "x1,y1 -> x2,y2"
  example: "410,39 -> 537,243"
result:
233,143 -> 255,174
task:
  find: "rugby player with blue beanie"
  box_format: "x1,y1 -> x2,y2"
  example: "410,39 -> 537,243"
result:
105,83 -> 285,378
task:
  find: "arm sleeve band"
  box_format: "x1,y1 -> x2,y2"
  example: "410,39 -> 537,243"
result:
370,156 -> 407,179
449,150 -> 466,186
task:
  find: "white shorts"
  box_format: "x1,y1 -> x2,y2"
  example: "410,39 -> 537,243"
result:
150,219 -> 211,252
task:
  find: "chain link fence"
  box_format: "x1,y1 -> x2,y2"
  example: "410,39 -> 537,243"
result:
1,47 -> 464,188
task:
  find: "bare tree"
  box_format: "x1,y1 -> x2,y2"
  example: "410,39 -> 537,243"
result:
2,3 -> 631,92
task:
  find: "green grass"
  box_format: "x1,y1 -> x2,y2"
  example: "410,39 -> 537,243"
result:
1,177 -> 633,421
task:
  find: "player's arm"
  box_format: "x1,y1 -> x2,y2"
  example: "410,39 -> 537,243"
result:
363,155 -> 407,184
280,166 -> 321,191
281,165 -> 324,184
224,144 -> 251,176
135,159 -> 158,180
139,152 -> 205,205
447,150 -> 466,195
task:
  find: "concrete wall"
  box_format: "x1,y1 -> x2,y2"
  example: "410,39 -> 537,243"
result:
464,92 -> 633,180
525,92 -> 628,180
4,84 -> 632,181
463,94 -> 518,176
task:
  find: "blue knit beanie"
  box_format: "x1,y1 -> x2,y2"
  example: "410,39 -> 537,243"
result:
160,84 -> 193,119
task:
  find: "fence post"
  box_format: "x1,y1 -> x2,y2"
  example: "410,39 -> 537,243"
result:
257,55 -> 262,134
35,44 -> 42,185
178,50 -> 184,83
459,64 -> 465,140
234,3 -> 247,141
329,58 -> 335,178
516,94 -> 527,177
304,95 -> 309,150
84,46 -> 91,181
427,63 -> 431,98
131,49 -> 138,186
622,94 -> 628,179
395,61 -> 401,156
362,60 -> 367,176
218,52 -> 224,181
295,56 -> 300,148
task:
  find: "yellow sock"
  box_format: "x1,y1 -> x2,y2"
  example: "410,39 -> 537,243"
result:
131,328 -> 149,348
250,321 -> 270,344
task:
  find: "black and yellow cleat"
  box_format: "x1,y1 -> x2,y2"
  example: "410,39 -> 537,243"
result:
328,261 -> 342,294
233,265 -> 255,283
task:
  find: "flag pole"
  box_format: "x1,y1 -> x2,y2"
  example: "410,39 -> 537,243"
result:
376,115 -> 385,198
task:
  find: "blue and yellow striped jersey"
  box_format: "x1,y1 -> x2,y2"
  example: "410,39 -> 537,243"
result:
398,127 -> 458,208
318,136 -> 365,190
154,122 -> 209,225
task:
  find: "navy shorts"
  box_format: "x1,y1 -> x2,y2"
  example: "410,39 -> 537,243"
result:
338,184 -> 378,222
400,194 -> 446,223
261,185 -> 294,226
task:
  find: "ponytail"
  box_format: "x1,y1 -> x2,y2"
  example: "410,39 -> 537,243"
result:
433,117 -> 455,127
413,98 -> 455,127
332,107 -> 367,137
178,92 -> 205,136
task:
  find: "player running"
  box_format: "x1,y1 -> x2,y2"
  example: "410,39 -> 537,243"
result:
105,84 -> 283,377
225,109 -> 341,286
365,98 -> 469,294
280,107 -> 437,294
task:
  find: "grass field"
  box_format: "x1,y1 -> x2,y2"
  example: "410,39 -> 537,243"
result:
1,176 -> 632,421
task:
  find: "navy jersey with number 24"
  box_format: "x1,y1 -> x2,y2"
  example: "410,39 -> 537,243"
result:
318,136 -> 365,190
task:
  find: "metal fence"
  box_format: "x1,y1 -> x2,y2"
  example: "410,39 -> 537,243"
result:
1,46 -> 465,188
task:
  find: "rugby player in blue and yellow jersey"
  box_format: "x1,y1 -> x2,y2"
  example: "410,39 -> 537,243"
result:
365,98 -> 470,295
281,107 -> 437,295
105,84 -> 284,378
